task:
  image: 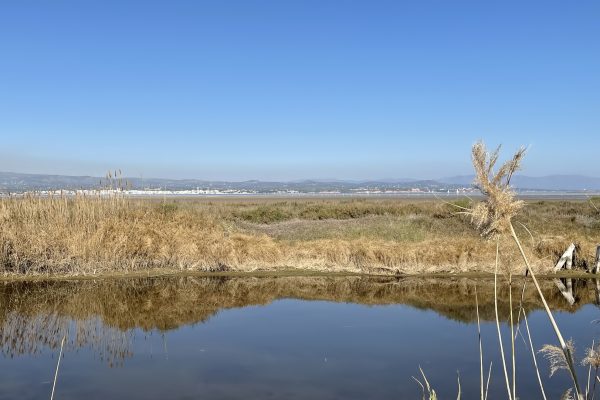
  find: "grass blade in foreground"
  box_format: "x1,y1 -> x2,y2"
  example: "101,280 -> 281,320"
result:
493,241 -> 513,400
50,335 -> 66,400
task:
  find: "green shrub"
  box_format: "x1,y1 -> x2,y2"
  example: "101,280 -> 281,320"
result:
235,205 -> 292,224
157,202 -> 178,214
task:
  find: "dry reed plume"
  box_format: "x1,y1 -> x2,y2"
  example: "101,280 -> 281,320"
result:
540,340 -> 577,377
470,142 -> 525,238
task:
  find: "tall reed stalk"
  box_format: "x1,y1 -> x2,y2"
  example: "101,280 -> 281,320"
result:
475,285 -> 484,400
508,273 -> 516,399
493,241 -> 513,400
470,141 -> 582,399
509,222 -> 582,398
50,335 -> 66,400
522,309 -> 547,399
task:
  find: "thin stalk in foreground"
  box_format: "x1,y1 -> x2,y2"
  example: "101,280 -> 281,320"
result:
592,363 -> 599,400
494,240 -> 513,400
509,274 -> 516,400
484,361 -> 492,400
475,285 -> 484,400
586,340 -> 594,400
509,222 -> 582,398
50,335 -> 66,400
522,309 -> 547,400
514,279 -> 528,342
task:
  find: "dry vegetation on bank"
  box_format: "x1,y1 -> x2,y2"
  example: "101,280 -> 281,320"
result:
0,193 -> 598,276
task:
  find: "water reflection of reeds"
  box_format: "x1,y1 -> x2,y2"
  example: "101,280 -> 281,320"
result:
1,276 -> 599,364
0,313 -> 133,366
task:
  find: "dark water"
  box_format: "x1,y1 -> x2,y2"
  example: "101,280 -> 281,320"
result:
1,275 -> 600,399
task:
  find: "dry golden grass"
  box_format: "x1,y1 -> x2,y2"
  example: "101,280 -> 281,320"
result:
0,194 -> 281,275
0,192 -> 598,276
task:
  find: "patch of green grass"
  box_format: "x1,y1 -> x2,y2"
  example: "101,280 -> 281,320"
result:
234,205 -> 293,224
297,203 -> 389,220
229,200 -> 429,224
157,202 -> 178,215
448,198 -> 472,210
243,216 -> 428,242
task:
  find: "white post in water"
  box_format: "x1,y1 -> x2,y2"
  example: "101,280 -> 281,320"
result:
554,278 -> 576,305
554,243 -> 576,272
595,245 -> 600,274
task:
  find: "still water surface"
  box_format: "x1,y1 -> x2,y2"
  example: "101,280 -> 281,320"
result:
1,275 -> 599,399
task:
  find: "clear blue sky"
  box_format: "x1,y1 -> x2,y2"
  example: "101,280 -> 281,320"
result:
1,1 -> 599,180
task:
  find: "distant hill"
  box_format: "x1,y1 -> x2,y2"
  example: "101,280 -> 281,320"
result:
0,172 -> 104,191
0,171 -> 462,193
439,175 -> 600,191
1,171 -> 599,193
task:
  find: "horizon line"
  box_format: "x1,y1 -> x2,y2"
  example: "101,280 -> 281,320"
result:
1,170 -> 600,183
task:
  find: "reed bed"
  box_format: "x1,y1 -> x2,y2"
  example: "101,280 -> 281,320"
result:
0,193 -> 282,275
0,189 -> 598,276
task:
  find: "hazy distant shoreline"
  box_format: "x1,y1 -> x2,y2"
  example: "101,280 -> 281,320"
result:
1,189 -> 599,200
2,171 -> 600,193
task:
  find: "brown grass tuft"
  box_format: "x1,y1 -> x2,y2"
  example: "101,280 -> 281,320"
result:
582,344 -> 600,368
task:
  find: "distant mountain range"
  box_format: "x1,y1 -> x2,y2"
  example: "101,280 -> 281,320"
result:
0,171 -> 457,193
0,171 -> 599,193
439,175 -> 600,191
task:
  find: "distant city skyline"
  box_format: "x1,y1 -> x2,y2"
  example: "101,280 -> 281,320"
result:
1,1 -> 599,180
1,167 -> 600,184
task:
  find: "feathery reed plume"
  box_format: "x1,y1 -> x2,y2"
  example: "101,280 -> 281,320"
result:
582,342 -> 600,399
470,141 -> 525,239
540,340 -> 576,377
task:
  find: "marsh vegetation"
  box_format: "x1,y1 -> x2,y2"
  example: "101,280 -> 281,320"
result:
0,194 -> 598,276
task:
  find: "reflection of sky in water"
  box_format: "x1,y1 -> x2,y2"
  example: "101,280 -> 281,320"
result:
1,278 -> 600,399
